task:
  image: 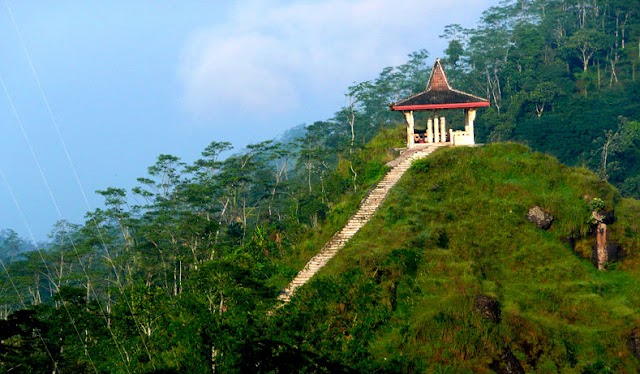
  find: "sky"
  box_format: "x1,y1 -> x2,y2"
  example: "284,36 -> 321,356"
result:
0,0 -> 499,241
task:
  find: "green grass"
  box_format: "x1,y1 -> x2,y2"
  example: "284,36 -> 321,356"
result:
270,125 -> 405,291
269,142 -> 640,372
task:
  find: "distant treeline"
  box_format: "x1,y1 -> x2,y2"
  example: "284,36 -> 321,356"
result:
0,229 -> 36,263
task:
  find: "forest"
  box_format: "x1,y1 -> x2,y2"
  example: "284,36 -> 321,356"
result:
2,0 -> 640,372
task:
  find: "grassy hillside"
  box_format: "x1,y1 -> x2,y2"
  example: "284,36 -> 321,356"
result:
271,143 -> 640,373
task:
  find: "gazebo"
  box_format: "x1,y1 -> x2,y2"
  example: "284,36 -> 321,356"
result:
390,59 -> 490,148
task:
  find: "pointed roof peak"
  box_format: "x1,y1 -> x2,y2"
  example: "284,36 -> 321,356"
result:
389,58 -> 490,111
426,58 -> 452,92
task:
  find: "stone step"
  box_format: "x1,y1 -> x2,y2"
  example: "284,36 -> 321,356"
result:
312,258 -> 334,263
327,239 -> 345,244
341,231 -> 359,235
315,253 -> 338,258
342,226 -> 362,229
347,219 -> 367,223
331,236 -> 351,241
305,265 -> 324,270
305,261 -> 326,267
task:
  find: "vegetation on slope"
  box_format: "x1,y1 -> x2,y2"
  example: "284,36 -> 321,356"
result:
2,0 -> 640,371
0,125 -> 405,373
2,135 -> 640,372
272,143 -> 640,373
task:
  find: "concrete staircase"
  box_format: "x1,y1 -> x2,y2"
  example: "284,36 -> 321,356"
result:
276,143 -> 447,304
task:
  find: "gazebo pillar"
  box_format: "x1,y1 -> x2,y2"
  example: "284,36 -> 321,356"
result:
434,117 -> 440,144
403,111 -> 415,148
464,109 -> 477,145
440,116 -> 447,142
427,118 -> 433,143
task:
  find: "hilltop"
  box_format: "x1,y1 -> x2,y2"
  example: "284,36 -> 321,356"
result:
269,143 -> 640,373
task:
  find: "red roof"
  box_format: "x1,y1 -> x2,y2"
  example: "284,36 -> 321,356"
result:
390,59 -> 489,111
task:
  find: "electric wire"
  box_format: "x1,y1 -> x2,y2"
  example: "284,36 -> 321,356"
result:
0,70 -> 132,372
0,169 -> 56,365
0,76 -> 69,297
5,0 -> 93,213
4,2 -> 156,369
1,74 -> 103,374
0,257 -> 58,368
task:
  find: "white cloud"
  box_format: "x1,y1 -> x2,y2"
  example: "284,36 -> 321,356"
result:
178,0 -> 493,119
179,31 -> 299,116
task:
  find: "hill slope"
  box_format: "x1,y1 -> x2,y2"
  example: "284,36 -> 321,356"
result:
271,143 -> 640,373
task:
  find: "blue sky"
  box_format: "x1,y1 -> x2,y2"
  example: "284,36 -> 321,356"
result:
1,0 -> 498,241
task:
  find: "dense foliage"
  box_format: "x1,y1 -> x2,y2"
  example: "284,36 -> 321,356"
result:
275,143 -> 640,372
2,0 -> 640,372
437,0 -> 640,196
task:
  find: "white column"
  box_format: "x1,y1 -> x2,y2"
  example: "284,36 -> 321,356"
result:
464,110 -> 469,132
468,109 -> 476,145
404,111 -> 415,148
427,118 -> 433,143
440,116 -> 447,143
434,117 -> 440,143
465,109 -> 477,145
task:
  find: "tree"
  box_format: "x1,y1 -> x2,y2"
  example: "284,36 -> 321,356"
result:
597,129 -> 619,181
529,81 -> 562,117
0,229 -> 26,263
566,29 -> 605,73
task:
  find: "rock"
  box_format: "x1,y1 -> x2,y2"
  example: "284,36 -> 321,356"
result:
490,347 -> 525,374
628,329 -> 640,360
562,232 -> 577,249
593,222 -> 609,270
592,209 -> 615,224
590,206 -> 617,270
475,294 -> 501,323
526,206 -> 554,230
591,239 -> 624,271
607,240 -> 624,263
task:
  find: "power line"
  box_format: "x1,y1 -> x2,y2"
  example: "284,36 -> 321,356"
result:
0,169 -> 56,367
1,73 -> 103,374
3,2 -> 154,370
5,0 -> 93,211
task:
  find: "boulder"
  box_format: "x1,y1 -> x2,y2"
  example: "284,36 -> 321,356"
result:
475,294 -> 501,323
629,329 -> 640,360
490,347 -> 525,374
526,206 -> 554,230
